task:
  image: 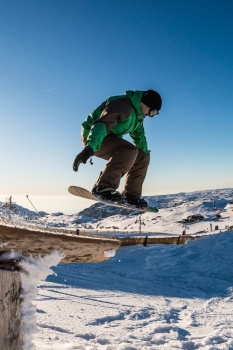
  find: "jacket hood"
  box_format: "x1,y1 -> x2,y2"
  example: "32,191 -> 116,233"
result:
125,90 -> 144,118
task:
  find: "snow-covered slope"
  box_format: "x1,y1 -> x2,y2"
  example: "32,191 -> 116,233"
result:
35,229 -> 233,350
1,188 -> 233,349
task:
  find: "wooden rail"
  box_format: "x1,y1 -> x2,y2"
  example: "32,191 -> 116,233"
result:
0,224 -> 121,263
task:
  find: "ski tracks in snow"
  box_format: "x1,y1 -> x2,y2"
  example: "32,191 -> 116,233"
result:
35,284 -> 233,350
34,235 -> 233,349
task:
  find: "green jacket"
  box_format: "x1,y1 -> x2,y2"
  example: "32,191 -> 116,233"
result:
81,90 -> 150,154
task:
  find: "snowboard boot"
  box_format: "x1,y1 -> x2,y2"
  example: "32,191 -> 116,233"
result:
92,185 -> 122,202
123,196 -> 148,209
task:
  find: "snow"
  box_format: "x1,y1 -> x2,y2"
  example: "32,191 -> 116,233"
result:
1,188 -> 233,349
34,232 -> 233,350
103,249 -> 117,258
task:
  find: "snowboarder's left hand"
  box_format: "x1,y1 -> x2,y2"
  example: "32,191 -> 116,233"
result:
73,146 -> 94,172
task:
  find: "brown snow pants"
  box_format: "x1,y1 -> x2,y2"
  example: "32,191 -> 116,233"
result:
94,134 -> 150,199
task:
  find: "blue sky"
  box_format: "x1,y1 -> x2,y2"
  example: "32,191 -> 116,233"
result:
1,0 -> 233,213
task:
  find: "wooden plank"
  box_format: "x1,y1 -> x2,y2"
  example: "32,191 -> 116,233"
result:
0,225 -> 121,263
0,269 -> 22,350
119,235 -> 197,246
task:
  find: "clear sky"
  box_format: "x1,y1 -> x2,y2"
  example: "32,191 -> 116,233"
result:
1,0 -> 233,213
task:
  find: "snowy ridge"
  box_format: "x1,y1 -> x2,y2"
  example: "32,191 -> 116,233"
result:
1,187 -> 233,236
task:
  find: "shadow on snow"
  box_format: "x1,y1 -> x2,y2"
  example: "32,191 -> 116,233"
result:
44,231 -> 233,299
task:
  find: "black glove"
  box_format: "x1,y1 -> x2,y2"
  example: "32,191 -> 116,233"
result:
73,146 -> 94,172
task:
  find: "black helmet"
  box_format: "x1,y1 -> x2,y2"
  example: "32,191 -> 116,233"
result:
141,90 -> 162,111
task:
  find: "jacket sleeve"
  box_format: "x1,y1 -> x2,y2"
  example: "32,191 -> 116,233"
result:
130,123 -> 150,154
81,101 -> 106,139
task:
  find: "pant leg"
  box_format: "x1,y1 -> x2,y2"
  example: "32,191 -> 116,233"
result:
123,148 -> 150,199
94,134 -> 138,189
94,134 -> 150,198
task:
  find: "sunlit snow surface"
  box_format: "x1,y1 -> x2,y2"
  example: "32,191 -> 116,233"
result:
35,232 -> 233,350
1,188 -> 233,349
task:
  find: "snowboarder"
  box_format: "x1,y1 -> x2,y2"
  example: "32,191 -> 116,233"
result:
72,89 -> 162,208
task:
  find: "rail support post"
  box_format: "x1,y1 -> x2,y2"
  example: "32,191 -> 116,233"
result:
0,264 -> 22,350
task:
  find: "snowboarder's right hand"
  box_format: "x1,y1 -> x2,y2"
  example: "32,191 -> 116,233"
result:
73,146 -> 94,172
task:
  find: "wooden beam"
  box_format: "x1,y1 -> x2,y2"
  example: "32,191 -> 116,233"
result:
0,224 -> 121,263
0,268 -> 22,350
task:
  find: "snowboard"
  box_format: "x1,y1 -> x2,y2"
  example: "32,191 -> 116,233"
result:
68,186 -> 159,213
0,224 -> 121,263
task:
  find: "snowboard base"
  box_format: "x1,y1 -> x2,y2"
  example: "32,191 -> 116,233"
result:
68,186 -> 159,213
